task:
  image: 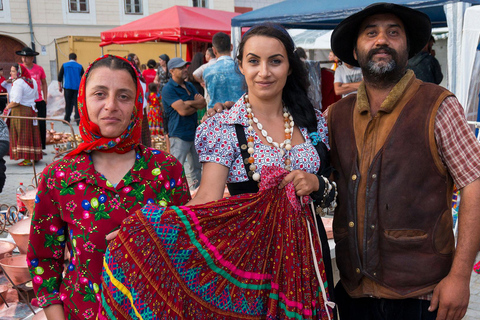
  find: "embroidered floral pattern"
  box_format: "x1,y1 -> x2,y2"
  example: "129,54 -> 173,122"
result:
27,146 -> 190,319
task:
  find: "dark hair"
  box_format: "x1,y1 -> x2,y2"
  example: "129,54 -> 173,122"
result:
12,63 -> 20,72
147,59 -> 156,69
187,52 -> 205,82
159,54 -> 170,63
206,47 -> 215,59
87,56 -> 137,89
237,23 -> 316,132
212,32 -> 231,54
296,47 -> 307,60
148,82 -> 158,93
69,53 -> 77,60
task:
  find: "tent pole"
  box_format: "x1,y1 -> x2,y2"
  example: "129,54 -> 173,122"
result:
180,42 -> 182,58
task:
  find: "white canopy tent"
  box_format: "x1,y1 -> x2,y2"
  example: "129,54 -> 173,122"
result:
458,5 -> 480,122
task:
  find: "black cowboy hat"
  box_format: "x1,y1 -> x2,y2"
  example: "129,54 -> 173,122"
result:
15,47 -> 39,56
331,2 -> 431,67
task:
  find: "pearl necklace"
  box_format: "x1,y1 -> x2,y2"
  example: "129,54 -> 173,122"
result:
244,94 -> 294,181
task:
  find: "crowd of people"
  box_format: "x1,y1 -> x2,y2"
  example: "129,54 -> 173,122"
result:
18,2 -> 480,320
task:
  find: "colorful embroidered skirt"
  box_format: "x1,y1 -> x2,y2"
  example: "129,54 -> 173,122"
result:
100,166 -> 334,319
9,105 -> 42,161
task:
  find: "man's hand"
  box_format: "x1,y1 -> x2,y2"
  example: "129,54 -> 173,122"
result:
278,170 -> 319,196
202,101 -> 235,122
58,84 -> 63,93
429,273 -> 470,320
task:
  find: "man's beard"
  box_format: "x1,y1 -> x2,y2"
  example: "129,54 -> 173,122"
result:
356,46 -> 407,88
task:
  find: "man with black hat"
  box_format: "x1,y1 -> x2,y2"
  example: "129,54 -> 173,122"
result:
162,57 -> 205,190
16,47 -> 48,151
328,3 -> 480,320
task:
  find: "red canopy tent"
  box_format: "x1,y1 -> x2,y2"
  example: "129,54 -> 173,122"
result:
100,6 -> 240,59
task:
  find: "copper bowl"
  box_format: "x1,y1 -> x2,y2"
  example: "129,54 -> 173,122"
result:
0,240 -> 16,260
19,188 -> 37,215
8,217 -> 31,254
0,254 -> 31,285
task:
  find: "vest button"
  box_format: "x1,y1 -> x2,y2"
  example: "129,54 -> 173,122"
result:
356,268 -> 361,274
371,224 -> 375,229
372,174 -> 377,179
373,272 -> 377,276
349,221 -> 355,228
352,174 -> 357,181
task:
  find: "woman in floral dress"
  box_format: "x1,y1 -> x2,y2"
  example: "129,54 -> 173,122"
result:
100,24 -> 336,320
27,55 -> 190,320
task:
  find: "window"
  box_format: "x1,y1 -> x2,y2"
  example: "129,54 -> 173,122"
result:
125,0 -> 142,14
69,0 -> 88,13
192,0 -> 208,8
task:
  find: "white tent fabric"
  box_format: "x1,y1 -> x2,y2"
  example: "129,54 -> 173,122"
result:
458,5 -> 480,119
445,2 -> 471,95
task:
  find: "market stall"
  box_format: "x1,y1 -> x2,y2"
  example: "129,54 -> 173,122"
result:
100,5 -> 240,60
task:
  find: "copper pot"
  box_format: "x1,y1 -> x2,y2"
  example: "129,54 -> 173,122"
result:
8,217 -> 31,254
19,188 -> 37,215
0,254 -> 31,285
0,240 -> 16,260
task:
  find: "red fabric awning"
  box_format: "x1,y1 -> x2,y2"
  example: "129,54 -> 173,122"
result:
100,6 -> 240,47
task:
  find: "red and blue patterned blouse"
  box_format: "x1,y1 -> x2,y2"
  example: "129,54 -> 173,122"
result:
27,145 -> 190,319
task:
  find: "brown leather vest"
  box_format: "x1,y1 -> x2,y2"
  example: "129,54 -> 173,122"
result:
329,82 -> 455,296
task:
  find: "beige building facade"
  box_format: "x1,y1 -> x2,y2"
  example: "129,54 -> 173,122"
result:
0,0 -> 235,82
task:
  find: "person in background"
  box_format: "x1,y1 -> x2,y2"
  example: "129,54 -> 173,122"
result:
162,57 -> 205,191
58,52 -> 84,125
16,47 -> 48,152
142,59 -> 157,88
187,52 -> 206,120
203,32 -> 244,109
4,64 -> 42,166
127,52 -> 151,147
0,68 -> 9,113
193,47 -> 217,107
27,55 -> 190,320
407,35 -> 443,84
329,3 -> 480,319
187,52 -> 205,96
146,82 -> 163,136
0,118 -> 8,192
333,62 -> 363,97
154,53 -> 170,92
329,51 -> 339,71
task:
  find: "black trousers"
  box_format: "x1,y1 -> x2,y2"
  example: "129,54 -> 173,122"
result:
36,100 -> 47,149
0,140 -> 8,193
64,89 -> 79,124
0,95 -> 7,114
334,282 -> 437,320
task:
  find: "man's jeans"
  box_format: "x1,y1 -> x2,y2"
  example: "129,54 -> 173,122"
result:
169,137 -> 202,190
335,281 -> 437,320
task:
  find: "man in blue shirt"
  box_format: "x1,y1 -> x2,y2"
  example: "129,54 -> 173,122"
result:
203,32 -> 245,108
58,53 -> 84,125
162,57 -> 206,190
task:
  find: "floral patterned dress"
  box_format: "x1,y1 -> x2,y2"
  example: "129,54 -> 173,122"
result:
27,145 -> 190,320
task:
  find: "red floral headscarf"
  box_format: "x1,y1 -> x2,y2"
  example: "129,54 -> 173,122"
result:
66,55 -> 143,158
15,64 -> 34,89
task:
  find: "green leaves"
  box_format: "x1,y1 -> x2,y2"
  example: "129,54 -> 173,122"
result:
93,203 -> 110,221
59,180 -> 75,196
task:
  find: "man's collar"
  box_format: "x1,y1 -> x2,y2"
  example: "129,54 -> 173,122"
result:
217,55 -> 233,61
357,70 -> 416,114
